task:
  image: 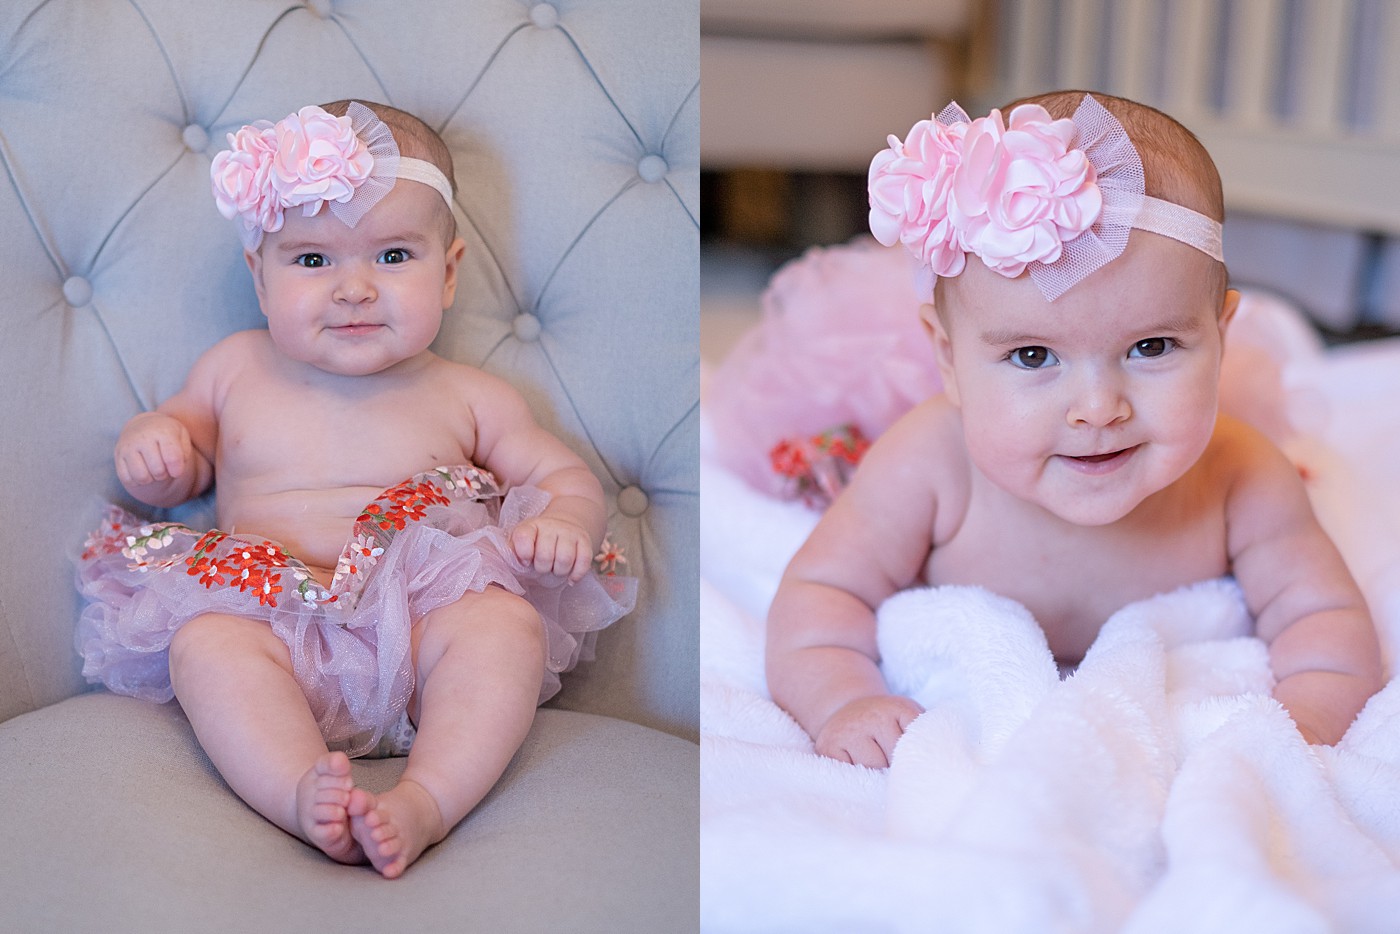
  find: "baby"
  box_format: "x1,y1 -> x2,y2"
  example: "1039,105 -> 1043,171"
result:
76,100 -> 634,877
766,91 -> 1383,768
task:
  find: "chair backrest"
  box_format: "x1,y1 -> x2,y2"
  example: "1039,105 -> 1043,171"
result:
0,0 -> 699,738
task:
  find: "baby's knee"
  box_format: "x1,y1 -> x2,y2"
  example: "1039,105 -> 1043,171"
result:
168,614 -> 283,678
473,588 -> 544,644
427,587 -> 544,653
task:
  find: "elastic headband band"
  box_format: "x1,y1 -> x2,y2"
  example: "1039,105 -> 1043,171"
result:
211,101 -> 455,250
868,94 -> 1224,302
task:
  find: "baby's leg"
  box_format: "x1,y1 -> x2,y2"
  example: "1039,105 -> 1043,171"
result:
168,614 -> 363,865
348,586 -> 545,879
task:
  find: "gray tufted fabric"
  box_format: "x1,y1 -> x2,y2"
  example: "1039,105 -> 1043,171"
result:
0,1 -> 697,929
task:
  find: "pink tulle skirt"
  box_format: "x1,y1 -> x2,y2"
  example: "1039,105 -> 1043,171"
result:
706,239 -> 942,502
76,465 -> 636,757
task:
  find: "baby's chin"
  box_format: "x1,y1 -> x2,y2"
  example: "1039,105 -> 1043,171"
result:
1010,474 -> 1161,528
1038,496 -> 1149,528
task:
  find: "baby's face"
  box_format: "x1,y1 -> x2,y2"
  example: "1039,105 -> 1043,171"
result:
245,181 -> 465,378
931,234 -> 1237,526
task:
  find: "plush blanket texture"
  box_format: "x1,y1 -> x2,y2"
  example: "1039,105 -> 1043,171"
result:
700,295 -> 1400,932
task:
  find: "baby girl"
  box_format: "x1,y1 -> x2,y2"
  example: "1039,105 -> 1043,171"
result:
77,100 -> 634,877
767,91 -> 1383,768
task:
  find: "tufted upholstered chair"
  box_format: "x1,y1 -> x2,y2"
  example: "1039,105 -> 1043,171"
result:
0,0 -> 698,929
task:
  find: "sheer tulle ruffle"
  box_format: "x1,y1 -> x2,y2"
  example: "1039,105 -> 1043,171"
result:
76,466 -> 636,757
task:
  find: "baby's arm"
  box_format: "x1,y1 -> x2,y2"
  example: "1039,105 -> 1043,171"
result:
115,345 -> 222,508
468,372 -> 605,582
767,402 -> 952,768
1225,420 -> 1384,745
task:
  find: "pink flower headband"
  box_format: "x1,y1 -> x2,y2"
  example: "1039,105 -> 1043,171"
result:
210,101 -> 455,250
868,94 -> 1224,302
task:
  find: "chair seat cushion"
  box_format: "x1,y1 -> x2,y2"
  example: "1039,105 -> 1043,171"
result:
0,692 -> 697,931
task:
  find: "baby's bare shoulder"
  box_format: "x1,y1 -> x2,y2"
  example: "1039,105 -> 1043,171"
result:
1204,414 -> 1300,492
204,328 -> 273,360
1209,414 -> 1317,545
425,355 -> 521,401
858,394 -> 969,489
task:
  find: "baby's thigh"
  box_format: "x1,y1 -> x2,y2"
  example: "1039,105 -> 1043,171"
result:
167,613 -> 294,683
410,586 -> 544,669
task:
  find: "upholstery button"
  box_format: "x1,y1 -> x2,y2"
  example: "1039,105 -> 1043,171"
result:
305,0 -> 333,18
182,124 -> 209,153
637,154 -> 668,183
529,2 -> 558,28
512,313 -> 541,342
618,485 -> 649,517
62,276 -> 93,307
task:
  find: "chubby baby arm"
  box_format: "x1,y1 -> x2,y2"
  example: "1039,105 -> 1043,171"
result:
467,371 -> 606,583
767,403 -> 953,768
113,336 -> 240,508
115,411 -> 211,506
1225,421 -> 1384,745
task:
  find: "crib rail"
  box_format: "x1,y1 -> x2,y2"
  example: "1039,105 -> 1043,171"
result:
996,0 -> 1400,234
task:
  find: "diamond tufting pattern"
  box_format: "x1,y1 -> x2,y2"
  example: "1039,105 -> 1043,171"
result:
0,0 -> 699,737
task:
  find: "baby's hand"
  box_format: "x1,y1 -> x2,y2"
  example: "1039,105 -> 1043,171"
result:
115,412 -> 195,488
814,694 -> 924,769
510,516 -> 594,583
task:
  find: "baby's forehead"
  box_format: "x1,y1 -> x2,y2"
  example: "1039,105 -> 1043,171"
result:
941,239 -> 1222,325
270,190 -> 442,245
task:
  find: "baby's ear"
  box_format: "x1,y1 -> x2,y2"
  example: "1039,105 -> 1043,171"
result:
441,237 -> 467,309
243,249 -> 269,317
1219,288 -> 1241,333
921,302 -> 960,406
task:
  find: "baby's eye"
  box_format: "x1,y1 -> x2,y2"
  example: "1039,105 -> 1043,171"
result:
379,248 -> 411,264
295,253 -> 327,268
1008,346 -> 1059,369
1129,338 -> 1175,358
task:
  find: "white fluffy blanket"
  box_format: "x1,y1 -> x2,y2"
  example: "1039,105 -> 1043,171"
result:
701,325 -> 1400,932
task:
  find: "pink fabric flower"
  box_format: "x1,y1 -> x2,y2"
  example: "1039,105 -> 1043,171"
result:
867,102 -> 1104,282
209,105 -> 374,245
948,104 -> 1101,277
210,122 -> 281,234
868,118 -> 968,278
269,106 -> 372,214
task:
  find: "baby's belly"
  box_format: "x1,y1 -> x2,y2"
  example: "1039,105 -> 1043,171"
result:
217,486 -> 388,577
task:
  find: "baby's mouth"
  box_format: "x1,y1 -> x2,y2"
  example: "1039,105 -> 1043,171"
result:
1062,445 -> 1140,472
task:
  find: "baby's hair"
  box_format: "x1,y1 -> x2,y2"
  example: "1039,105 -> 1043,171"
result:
320,99 -> 459,244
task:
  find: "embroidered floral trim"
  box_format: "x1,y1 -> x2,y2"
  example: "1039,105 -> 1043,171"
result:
83,465 -> 502,613
768,424 -> 871,509
330,466 -> 500,606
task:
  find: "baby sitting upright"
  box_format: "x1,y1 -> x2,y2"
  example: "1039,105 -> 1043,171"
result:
77,100 -> 634,877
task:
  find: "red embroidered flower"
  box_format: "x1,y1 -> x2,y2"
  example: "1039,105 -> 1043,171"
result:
187,556 -> 228,588
770,439 -> 811,478
768,424 -> 871,508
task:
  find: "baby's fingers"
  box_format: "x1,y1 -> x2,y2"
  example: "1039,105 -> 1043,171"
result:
532,531 -> 569,577
155,431 -> 190,480
117,444 -> 165,486
510,523 -> 538,567
567,540 -> 593,583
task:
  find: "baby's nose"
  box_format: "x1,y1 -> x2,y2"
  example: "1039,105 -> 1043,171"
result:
1066,371 -> 1131,427
333,268 -> 377,304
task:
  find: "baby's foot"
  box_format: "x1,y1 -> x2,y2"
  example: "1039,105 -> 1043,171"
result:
295,752 -> 365,866
347,779 -> 445,879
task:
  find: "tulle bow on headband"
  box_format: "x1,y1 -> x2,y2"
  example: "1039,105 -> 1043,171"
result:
868,94 -> 1224,302
211,101 -> 454,250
